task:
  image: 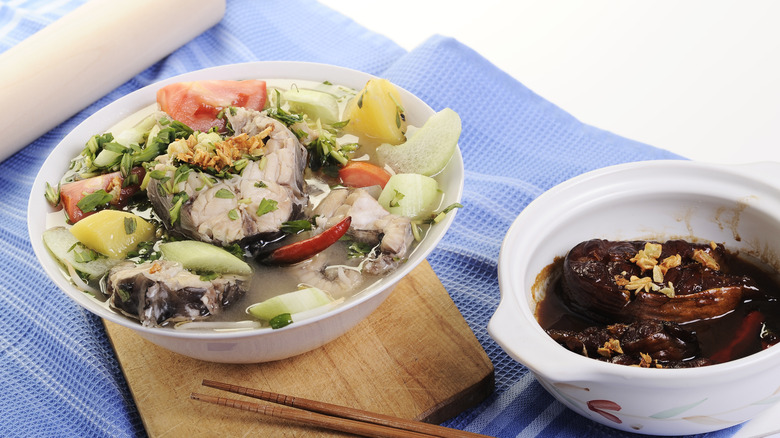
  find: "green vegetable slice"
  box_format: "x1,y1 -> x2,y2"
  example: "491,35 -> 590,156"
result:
378,173 -> 440,219
159,240 -> 252,275
246,287 -> 334,322
282,88 -> 340,125
376,108 -> 461,177
42,227 -> 121,280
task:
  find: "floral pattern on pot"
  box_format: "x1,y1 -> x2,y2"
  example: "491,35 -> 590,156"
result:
587,400 -> 622,424
551,381 -> 780,430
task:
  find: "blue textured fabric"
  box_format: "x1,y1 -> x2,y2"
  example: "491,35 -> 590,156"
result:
0,1 -> 747,437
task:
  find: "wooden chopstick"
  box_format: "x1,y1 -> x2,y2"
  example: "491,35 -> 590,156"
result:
191,392 -> 434,438
196,379 -> 491,438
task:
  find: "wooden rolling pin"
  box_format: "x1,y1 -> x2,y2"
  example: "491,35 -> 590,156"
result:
0,0 -> 226,163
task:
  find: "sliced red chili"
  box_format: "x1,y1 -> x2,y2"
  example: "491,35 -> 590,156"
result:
710,310 -> 765,364
261,216 -> 352,265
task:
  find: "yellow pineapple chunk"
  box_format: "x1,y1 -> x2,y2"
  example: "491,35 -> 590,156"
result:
70,210 -> 155,259
343,78 -> 407,144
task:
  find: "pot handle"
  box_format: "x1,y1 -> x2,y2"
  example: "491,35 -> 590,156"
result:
488,296 -> 591,380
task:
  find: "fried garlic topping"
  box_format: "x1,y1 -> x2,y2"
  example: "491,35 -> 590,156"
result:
693,249 -> 720,271
625,276 -> 659,293
170,130 -> 270,172
597,338 -> 624,358
658,254 -> 682,275
630,242 -> 663,271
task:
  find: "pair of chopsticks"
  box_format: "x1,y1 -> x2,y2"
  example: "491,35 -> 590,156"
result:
192,379 -> 491,438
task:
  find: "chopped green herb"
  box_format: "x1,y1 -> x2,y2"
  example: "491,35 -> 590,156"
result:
388,92 -> 406,128
254,181 -> 267,188
126,240 -> 160,261
76,190 -> 114,213
347,242 -> 374,259
423,202 -> 463,224
156,180 -> 170,197
86,133 -> 114,155
148,169 -> 168,180
307,127 -> 351,176
266,90 -> 305,125
172,164 -> 192,186
215,188 -> 235,199
168,192 -> 189,225
124,217 -> 137,234
331,120 -> 349,129
291,127 -> 308,140
255,198 -> 278,217
225,243 -> 245,259
440,202 -> 463,214
198,271 -> 220,281
233,158 -> 248,173
269,313 -> 293,329
120,152 -> 133,178
411,221 -> 423,242
102,142 -> 128,154
44,182 -> 60,207
388,189 -> 405,208
123,172 -> 139,187
115,287 -> 131,303
201,174 -> 217,188
228,209 -> 239,221
280,219 -> 312,234
69,244 -> 99,263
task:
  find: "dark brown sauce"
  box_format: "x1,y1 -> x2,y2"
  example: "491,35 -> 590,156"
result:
536,244 -> 780,364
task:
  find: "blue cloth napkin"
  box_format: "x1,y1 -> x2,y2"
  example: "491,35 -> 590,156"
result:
0,1 -> 748,437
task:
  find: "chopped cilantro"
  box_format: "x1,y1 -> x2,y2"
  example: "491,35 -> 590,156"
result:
44,182 -> 60,207
388,189 -> 404,208
168,192 -> 189,225
198,271 -> 220,281
269,313 -> 293,329
347,242 -> 375,259
124,216 -> 137,234
76,190 -> 113,213
215,188 -> 235,199
280,219 -> 312,234
255,198 -> 278,217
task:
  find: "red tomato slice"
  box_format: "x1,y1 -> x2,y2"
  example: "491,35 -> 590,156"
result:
338,161 -> 392,189
156,80 -> 267,132
59,167 -> 145,223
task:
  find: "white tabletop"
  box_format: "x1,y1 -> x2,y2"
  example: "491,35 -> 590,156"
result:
321,0 -> 780,165
320,1 -> 780,436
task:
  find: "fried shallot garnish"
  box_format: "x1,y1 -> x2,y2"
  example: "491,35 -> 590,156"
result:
172,130 -> 270,172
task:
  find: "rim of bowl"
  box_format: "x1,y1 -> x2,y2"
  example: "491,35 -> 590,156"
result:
27,61 -> 465,340
492,159 -> 780,384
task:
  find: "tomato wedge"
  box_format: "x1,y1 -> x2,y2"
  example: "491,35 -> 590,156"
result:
59,167 -> 145,224
156,79 -> 267,132
338,161 -> 392,189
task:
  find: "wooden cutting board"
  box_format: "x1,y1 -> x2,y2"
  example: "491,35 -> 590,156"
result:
104,261 -> 495,437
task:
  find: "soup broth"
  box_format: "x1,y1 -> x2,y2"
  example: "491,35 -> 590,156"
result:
43,77 -> 455,330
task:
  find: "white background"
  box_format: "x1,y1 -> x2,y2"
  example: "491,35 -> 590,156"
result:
320,1 -> 780,436
321,0 -> 780,165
